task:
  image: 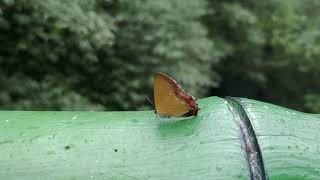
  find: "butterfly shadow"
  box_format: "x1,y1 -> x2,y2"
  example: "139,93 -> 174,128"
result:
156,115 -> 203,139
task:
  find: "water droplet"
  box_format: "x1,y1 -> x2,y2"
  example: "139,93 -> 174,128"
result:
216,166 -> 222,171
95,160 -> 99,163
27,126 -> 40,129
269,146 -> 275,152
72,116 -> 78,120
131,118 -> 138,123
64,145 -> 71,150
48,134 -> 56,140
47,150 -> 56,155
263,105 -> 269,109
237,174 -> 243,179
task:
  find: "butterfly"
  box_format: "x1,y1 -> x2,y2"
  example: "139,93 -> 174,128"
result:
153,72 -> 199,117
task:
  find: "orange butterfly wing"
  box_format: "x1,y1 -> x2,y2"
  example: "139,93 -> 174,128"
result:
154,72 -> 190,117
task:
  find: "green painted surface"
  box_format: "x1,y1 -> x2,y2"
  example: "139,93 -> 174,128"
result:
238,98 -> 320,180
0,97 -> 248,180
1,96 -> 319,180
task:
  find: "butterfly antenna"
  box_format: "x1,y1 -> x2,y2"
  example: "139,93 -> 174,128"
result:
146,97 -> 155,108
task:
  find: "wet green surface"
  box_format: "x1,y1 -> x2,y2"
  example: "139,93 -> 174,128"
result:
239,98 -> 320,180
1,97 -> 319,179
0,97 -> 248,180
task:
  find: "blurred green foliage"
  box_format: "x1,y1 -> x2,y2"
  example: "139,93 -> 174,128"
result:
0,0 -> 319,112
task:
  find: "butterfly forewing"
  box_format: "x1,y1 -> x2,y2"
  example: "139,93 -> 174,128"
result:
154,73 -> 190,117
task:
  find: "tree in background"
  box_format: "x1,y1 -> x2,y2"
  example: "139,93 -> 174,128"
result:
0,0 -> 219,110
0,0 -> 320,112
204,0 -> 320,112
100,0 -> 220,110
0,0 -> 114,110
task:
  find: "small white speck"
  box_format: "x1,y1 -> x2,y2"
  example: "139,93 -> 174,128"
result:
72,116 -> 78,120
286,111 -> 290,114
95,160 -> 99,163
5,120 -> 9,122
263,105 -> 269,109
90,175 -> 94,178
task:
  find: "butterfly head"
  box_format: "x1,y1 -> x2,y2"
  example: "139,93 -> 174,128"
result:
186,96 -> 200,116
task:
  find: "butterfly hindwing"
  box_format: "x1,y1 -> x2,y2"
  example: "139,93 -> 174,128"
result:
154,72 -> 191,117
